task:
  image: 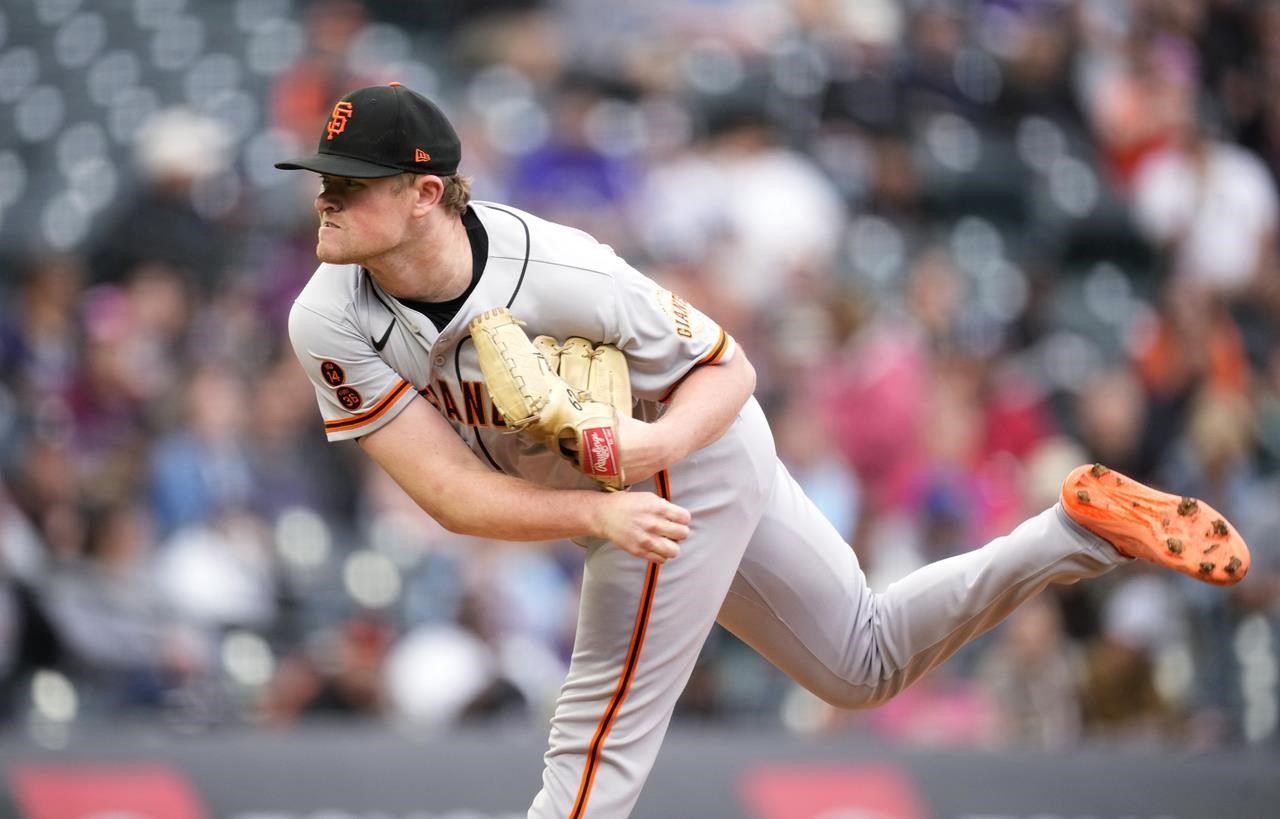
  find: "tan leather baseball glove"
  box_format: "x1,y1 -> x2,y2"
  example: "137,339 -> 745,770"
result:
468,308 -> 632,491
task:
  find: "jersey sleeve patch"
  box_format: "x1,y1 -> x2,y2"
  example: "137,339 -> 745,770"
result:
289,296 -> 421,444
336,386 -> 362,410
323,379 -> 412,434
320,360 -> 346,386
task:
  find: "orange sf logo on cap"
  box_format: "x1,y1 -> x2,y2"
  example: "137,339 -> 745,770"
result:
326,101 -> 354,140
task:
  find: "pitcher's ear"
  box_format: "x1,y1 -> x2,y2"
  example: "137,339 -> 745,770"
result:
411,173 -> 445,215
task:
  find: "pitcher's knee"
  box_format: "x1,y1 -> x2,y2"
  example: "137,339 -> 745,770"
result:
809,674 -> 908,710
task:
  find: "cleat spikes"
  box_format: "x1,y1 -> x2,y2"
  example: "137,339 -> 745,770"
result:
1061,465 -> 1249,587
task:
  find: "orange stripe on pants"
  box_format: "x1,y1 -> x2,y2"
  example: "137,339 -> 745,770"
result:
569,469 -> 670,819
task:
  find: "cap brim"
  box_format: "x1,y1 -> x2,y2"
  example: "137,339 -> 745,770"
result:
274,153 -> 403,178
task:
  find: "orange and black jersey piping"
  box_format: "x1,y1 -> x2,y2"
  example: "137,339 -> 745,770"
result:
322,378 -> 413,435
658,327 -> 730,403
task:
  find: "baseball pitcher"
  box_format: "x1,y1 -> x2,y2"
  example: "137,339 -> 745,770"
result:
277,83 -> 1251,818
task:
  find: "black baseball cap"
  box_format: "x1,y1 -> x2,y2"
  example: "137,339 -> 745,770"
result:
275,82 -> 461,178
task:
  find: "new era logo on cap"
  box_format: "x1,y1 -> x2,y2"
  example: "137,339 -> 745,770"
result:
275,83 -> 461,179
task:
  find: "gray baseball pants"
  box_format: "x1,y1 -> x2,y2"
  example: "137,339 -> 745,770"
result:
528,398 -> 1126,817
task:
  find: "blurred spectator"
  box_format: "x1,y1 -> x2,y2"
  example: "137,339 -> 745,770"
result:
383,604 -> 521,730
260,1 -> 384,324
1130,97 -> 1279,304
63,285 -> 154,485
900,3 -> 970,115
976,596 -> 1082,749
773,391 -> 862,543
244,352 -> 361,525
148,366 -> 256,537
119,265 -> 194,395
453,7 -> 566,90
1220,2 -> 1280,185
1152,385 -> 1278,745
505,72 -> 645,250
271,0 -> 376,146
0,478 -> 58,717
42,499 -> 205,714
89,109 -> 239,295
260,613 -> 394,725
1079,573 -> 1188,744
156,507 -> 277,634
991,3 -> 1083,126
12,440 -> 87,564
1080,20 -> 1196,190
1133,283 -> 1250,402
819,253 -> 936,517
1260,342 -> 1280,471
1130,283 -> 1251,480
639,98 -> 845,316
2,255 -> 84,401
1073,366 -> 1150,478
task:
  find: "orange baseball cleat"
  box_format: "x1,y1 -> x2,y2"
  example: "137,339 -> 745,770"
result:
1061,464 -> 1251,586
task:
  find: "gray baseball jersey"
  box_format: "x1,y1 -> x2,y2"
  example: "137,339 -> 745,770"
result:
289,202 -> 730,474
290,202 -> 1129,818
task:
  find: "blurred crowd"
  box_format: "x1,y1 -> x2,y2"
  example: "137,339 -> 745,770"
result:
1,0 -> 1279,753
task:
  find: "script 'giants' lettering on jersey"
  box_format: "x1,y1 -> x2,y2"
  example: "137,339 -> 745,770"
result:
419,379 -> 506,428
436,381 -> 461,422
670,294 -> 693,338
655,287 -> 702,339
461,381 -> 488,426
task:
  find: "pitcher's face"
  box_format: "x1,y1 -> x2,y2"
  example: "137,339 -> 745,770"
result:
313,174 -> 416,264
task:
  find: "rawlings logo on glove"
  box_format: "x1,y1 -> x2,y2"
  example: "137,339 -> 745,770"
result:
582,427 -> 619,479
468,308 -> 632,491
